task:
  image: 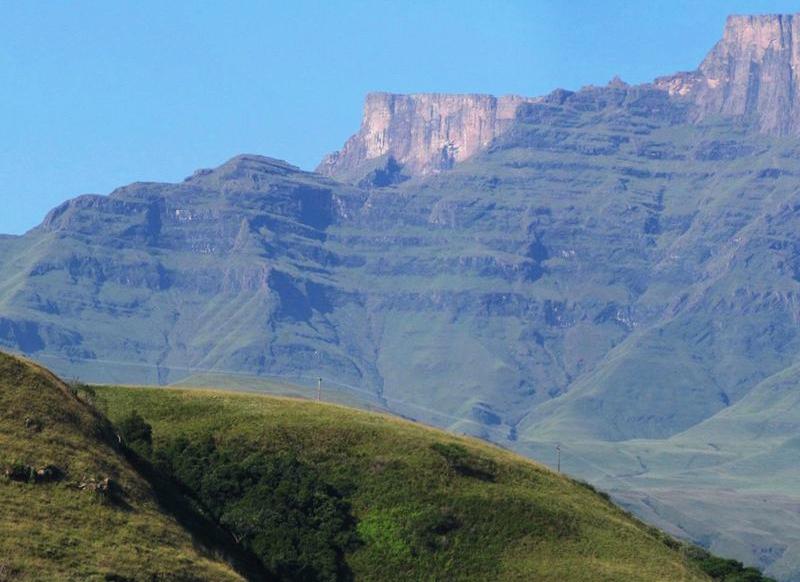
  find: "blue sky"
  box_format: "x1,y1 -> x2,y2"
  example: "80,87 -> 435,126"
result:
2,0 -> 799,234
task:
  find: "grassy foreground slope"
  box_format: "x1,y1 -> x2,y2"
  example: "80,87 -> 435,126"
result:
0,352 -> 244,581
94,385 -> 708,582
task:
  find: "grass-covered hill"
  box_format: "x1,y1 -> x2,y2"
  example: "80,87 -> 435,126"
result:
1,351 -> 768,581
92,385 -> 711,582
0,352 -> 247,581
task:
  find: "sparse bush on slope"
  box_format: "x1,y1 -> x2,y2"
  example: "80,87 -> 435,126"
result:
686,547 -> 777,582
117,409 -> 153,456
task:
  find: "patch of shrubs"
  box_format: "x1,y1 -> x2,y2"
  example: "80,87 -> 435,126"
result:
0,559 -> 16,582
687,547 -> 777,582
77,476 -> 120,503
411,508 -> 462,552
3,462 -> 34,482
116,410 -> 153,457
68,379 -> 96,404
430,442 -> 497,481
24,417 -> 43,432
154,436 -> 360,582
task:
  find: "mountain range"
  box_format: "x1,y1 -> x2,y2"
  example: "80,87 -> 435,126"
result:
2,13 -> 800,581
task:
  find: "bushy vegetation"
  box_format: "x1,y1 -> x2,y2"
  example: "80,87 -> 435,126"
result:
67,378 -> 97,405
687,547 -> 777,582
117,410 -> 153,457
573,479 -> 613,503
430,442 -> 497,481
153,436 -> 359,581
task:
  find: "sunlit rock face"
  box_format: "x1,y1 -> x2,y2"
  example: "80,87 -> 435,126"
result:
317,92 -> 538,180
657,14 -> 800,134
325,14 -> 800,186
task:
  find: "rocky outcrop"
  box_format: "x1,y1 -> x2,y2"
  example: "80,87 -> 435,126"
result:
317,92 -> 537,180
656,14 -> 800,134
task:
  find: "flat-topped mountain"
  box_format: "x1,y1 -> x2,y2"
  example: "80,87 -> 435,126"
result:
317,92 -> 537,181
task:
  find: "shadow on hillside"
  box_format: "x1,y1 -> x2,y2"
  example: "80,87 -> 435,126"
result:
120,448 -> 273,581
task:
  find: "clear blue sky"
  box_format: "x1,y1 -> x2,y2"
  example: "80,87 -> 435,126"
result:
2,0 -> 799,234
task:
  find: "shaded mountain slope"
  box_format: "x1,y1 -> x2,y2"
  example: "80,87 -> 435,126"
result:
337,87 -> 800,444
0,155 -> 379,389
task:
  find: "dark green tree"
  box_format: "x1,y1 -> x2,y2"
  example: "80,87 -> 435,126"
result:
156,439 -> 359,581
117,410 -> 153,457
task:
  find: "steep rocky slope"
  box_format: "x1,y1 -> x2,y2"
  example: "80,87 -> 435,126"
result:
0,155 -> 381,390
657,14 -> 800,134
326,14 -> 800,186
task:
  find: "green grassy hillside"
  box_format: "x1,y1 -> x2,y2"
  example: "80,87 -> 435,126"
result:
0,352 -> 245,581
3,351 -> 770,581
92,384 -> 710,582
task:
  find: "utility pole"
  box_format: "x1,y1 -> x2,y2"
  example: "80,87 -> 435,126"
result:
555,444 -> 561,473
317,377 -> 322,402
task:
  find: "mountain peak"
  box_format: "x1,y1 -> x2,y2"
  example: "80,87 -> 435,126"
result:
655,13 -> 800,134
722,12 -> 796,32
186,154 -> 300,183
319,14 -> 800,183
706,13 -> 799,73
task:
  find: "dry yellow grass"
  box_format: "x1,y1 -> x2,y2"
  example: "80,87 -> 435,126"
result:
0,352 -> 243,581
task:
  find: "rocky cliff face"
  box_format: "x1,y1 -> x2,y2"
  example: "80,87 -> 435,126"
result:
317,92 -> 537,181
324,14 -> 800,184
656,14 -> 800,134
